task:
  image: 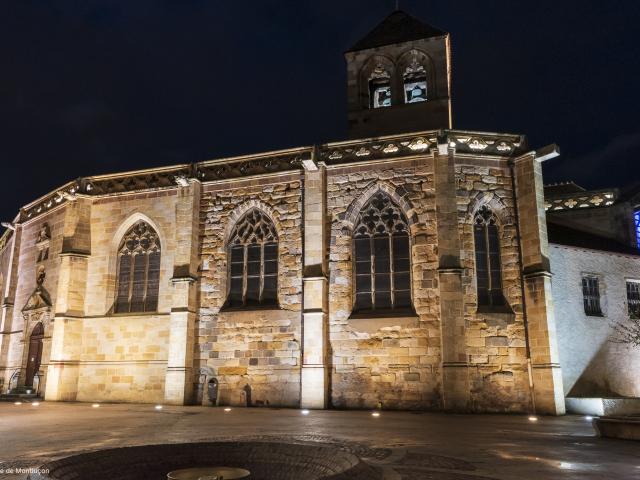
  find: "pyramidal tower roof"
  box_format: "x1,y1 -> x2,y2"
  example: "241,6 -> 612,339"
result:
347,10 -> 447,53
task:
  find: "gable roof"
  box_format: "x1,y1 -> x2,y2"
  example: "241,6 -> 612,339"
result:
347,10 -> 446,53
547,221 -> 640,256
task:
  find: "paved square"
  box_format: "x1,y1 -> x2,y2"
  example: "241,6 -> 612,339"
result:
0,402 -> 638,479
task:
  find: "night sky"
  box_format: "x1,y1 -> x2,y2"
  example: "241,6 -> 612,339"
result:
2,0 -> 640,223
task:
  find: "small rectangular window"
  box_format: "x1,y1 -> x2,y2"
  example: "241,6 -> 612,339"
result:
627,281 -> 640,319
582,276 -> 603,316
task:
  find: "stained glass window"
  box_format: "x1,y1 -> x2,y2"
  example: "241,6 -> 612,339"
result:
353,193 -> 411,312
115,221 -> 161,313
474,206 -> 505,308
634,210 -> 640,249
227,209 -> 278,308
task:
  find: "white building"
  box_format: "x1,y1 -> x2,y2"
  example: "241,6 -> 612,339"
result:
546,183 -> 640,415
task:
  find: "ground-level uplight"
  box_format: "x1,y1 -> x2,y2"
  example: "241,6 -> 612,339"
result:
14,401 -> 22,405
155,405 -> 163,410
528,416 -> 538,422
371,411 -> 381,417
92,403 -> 100,408
301,409 -> 310,415
31,402 -> 40,407
584,415 -> 593,421
224,407 -> 232,412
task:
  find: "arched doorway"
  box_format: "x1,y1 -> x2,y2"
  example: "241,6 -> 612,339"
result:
25,323 -> 44,387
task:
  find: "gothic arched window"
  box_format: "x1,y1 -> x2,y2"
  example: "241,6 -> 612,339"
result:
114,221 -> 161,313
227,209 -> 278,308
369,64 -> 392,109
474,206 -> 505,308
353,192 -> 411,313
403,59 -> 427,103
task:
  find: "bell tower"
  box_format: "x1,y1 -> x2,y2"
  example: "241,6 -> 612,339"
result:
345,10 -> 452,138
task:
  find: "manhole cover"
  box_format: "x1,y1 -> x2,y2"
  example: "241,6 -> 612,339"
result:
167,467 -> 250,479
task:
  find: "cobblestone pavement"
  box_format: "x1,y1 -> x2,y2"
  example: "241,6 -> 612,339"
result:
0,403 -> 638,479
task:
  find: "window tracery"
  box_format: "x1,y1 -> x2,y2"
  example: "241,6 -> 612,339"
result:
227,209 -> 278,308
114,221 -> 161,313
353,192 -> 411,312
474,206 -> 505,308
369,64 -> 392,109
403,55 -> 427,103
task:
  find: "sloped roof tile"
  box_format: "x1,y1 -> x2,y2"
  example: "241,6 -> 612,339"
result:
347,10 -> 446,53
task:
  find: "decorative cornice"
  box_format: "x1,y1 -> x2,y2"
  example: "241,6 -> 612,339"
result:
319,130 -> 525,165
83,167 -> 192,195
544,188 -> 618,212
196,151 -> 304,182
13,129 -> 527,223
20,180 -> 80,222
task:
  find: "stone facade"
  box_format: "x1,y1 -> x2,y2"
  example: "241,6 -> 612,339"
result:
0,11 -> 568,414
0,130 -> 565,414
197,175 -> 303,407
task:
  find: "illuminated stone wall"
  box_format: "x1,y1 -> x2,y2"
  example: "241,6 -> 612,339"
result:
76,314 -> 169,403
0,208 -> 65,395
0,135 -> 566,414
325,154 -> 532,411
456,162 -> 530,412
197,174 -> 303,407
326,158 -> 441,409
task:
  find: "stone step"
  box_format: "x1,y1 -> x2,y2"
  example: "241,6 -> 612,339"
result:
593,416 -> 640,441
566,397 -> 640,416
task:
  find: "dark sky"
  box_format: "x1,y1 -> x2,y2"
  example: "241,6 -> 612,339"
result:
2,0 -> 640,222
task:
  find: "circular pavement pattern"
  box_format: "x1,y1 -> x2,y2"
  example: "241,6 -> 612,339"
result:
28,442 -> 382,480
12,435 -> 499,480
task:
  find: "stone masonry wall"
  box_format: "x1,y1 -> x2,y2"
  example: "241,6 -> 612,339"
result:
86,191 -> 179,316
456,161 -> 530,412
327,156 -> 531,411
5,208 -> 65,388
76,315 -> 169,403
327,158 -> 441,410
198,174 -> 303,407
1,151 -> 536,411
69,191 -> 180,403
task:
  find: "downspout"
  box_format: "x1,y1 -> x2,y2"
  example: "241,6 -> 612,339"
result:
509,157 -> 537,415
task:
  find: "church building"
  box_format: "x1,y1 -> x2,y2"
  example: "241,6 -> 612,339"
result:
0,11 -> 569,414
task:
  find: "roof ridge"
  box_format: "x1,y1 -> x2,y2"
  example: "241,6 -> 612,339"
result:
347,10 -> 447,53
